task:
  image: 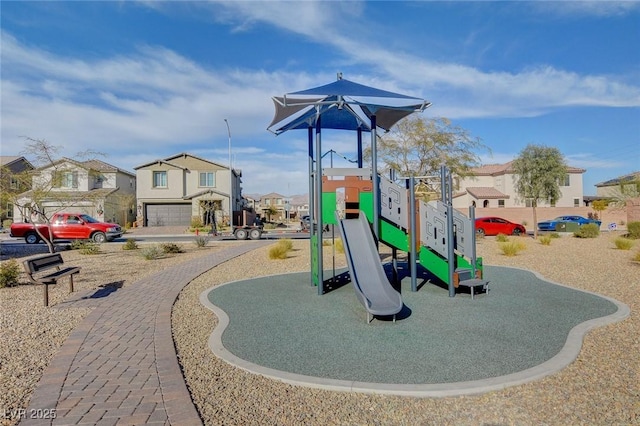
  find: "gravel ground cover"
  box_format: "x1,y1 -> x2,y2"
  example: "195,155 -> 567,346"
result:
1,232 -> 638,425
0,240 -> 221,426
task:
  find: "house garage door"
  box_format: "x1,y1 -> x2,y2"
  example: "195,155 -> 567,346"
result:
145,204 -> 191,226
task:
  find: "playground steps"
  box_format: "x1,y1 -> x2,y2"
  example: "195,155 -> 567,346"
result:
454,268 -> 490,300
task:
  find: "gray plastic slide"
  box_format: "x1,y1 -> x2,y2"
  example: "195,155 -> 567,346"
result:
336,211 -> 403,323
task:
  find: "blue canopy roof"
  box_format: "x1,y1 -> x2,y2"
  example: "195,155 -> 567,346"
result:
290,78 -> 423,101
268,77 -> 430,135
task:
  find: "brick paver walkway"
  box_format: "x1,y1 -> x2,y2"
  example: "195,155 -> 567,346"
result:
22,241 -> 270,425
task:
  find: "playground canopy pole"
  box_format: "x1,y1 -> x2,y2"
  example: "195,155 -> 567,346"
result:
308,126 -> 315,286
357,127 -> 363,168
315,110 -> 324,295
409,175 -> 418,292
371,115 -> 380,242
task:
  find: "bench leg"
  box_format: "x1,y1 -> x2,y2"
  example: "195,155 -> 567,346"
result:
69,274 -> 74,293
43,284 -> 49,307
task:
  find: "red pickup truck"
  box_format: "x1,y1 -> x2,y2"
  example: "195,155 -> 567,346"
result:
10,213 -> 123,244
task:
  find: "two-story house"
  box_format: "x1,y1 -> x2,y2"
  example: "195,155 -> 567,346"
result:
289,193 -> 309,220
258,192 -> 288,222
0,156 -> 34,224
12,158 -> 136,225
595,171 -> 640,198
452,161 -> 585,209
134,153 -> 241,227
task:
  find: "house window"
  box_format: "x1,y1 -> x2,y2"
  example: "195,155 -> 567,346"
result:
153,171 -> 167,188
57,171 -> 78,188
525,199 -> 534,208
498,200 -> 505,208
560,174 -> 570,186
6,203 -> 13,218
10,177 -> 18,190
574,198 -> 580,207
199,172 -> 215,187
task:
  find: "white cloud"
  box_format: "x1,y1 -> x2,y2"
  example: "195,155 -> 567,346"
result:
478,152 -> 518,165
2,2 -> 638,196
210,2 -> 640,118
529,1 -> 640,18
565,153 -> 628,170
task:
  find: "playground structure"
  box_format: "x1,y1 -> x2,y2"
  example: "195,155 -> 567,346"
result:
325,165 -> 488,300
268,74 -> 488,320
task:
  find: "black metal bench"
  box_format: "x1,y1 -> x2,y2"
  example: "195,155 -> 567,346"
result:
23,253 -> 81,307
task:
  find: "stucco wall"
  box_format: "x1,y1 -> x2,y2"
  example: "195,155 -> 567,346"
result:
627,198 -> 640,223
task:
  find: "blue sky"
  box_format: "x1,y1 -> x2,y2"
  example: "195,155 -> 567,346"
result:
1,1 -> 639,197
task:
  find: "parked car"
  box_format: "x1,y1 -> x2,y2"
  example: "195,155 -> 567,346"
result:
10,213 -> 122,244
475,217 -> 526,236
537,215 -> 602,232
300,215 -> 310,231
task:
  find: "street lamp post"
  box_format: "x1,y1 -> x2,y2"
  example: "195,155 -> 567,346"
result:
224,119 -> 233,231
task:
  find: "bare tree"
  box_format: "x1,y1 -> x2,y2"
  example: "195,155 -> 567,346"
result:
365,116 -> 489,198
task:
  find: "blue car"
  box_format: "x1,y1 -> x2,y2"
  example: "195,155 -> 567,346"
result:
537,215 -> 602,231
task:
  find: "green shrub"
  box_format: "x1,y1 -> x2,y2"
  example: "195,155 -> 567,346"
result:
70,239 -> 86,250
499,240 -> 525,256
268,244 -> 289,259
268,239 -> 294,260
81,243 -> 101,255
539,235 -> 552,246
70,240 -> 101,255
627,221 -> 640,239
334,238 -> 344,254
2,219 -> 13,229
0,259 -> 21,288
495,233 -> 509,242
191,216 -> 204,228
614,237 -> 634,250
141,245 -> 163,260
161,242 -> 184,254
194,236 -> 209,248
122,238 -> 138,250
633,251 -> 640,262
574,223 -> 600,238
278,239 -> 293,251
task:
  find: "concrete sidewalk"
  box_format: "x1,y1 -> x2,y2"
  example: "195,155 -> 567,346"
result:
23,241 -> 271,425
